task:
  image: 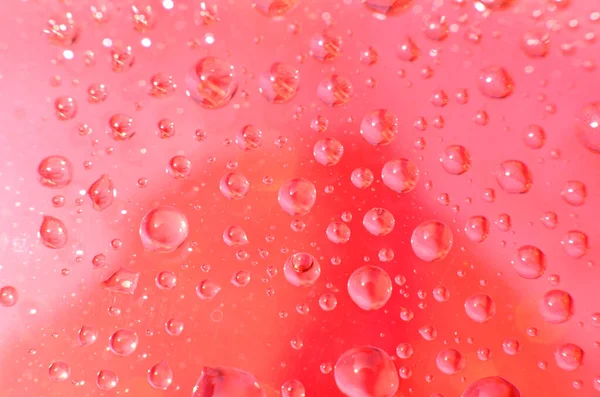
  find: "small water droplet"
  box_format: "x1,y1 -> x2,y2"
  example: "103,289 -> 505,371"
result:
334,346 -> 399,397
109,329 -> 138,356
411,220 -> 453,262
381,159 -> 419,193
363,208 -> 395,236
278,178 -> 317,216
347,265 -> 392,310
187,57 -> 238,109
140,206 -> 189,253
148,360 -> 173,390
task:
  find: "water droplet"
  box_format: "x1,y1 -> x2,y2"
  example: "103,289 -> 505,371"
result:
48,361 -> 70,382
38,156 -> 73,187
259,63 -> 300,103
396,343 -> 413,359
39,215 -> 68,249
156,271 -> 177,290
97,369 -> 119,390
236,125 -> 263,151
326,221 -> 351,244
188,57 -> 238,109
317,75 -> 353,107
439,145 -> 471,175
561,230 -> 588,258
281,379 -> 306,397
464,294 -> 496,323
540,289 -> 573,324
351,167 -> 374,189
150,73 -> 176,97
478,66 -> 514,99
419,325 -> 437,341
0,286 -> 18,307
54,96 -> 77,120
495,160 -> 532,194
88,174 -> 115,211
521,30 -> 550,58
192,366 -> 265,397
165,318 -> 184,336
381,158 -> 419,193
132,4 -> 156,32
436,348 -> 466,375
433,286 -> 449,302
220,172 -> 250,200
45,13 -> 79,46
278,178 -> 317,216
231,270 -> 251,287
410,220 -> 453,262
522,125 -> 546,149
512,245 -> 546,279
109,329 -> 138,356
561,180 -> 586,206
196,279 -> 221,300
464,216 -> 490,242
148,360 -> 173,390
347,265 -> 393,310
378,248 -> 394,262
363,0 -> 412,16
87,83 -> 108,103
555,343 -> 583,371
254,0 -> 299,17
477,348 -> 491,361
363,208 -> 395,236
140,206 -> 189,253
111,46 -> 135,72
77,325 -> 98,346
283,252 -> 321,287
462,377 -> 521,397
423,14 -> 449,41
313,138 -> 344,166
319,293 -> 338,311
502,339 -> 520,355
334,346 -> 399,397
223,225 -> 249,247
397,36 -> 419,61
360,109 -> 398,146
310,31 -> 342,61
102,268 -> 140,295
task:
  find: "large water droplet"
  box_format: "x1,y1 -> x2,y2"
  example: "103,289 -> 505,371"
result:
140,206 -> 189,253
38,156 -> 73,187
192,366 -> 266,397
495,160 -> 532,194
410,220 -> 453,262
554,343 -> 583,371
334,346 -> 399,397
360,109 -> 398,146
540,289 -> 573,324
259,63 -> 300,103
283,252 -> 321,287
347,265 -> 393,310
48,361 -> 71,382
220,172 -> 250,200
188,57 -> 238,109
363,208 -> 395,236
109,329 -> 138,356
439,145 -> 471,175
88,174 -> 116,211
102,268 -> 140,295
97,369 -> 119,390
317,75 -> 353,107
39,215 -> 68,249
464,294 -> 496,323
478,66 -> 514,99
278,178 -> 317,216
148,360 -> 173,390
313,138 -> 344,166
512,245 -> 546,279
436,348 -> 466,375
462,377 -> 520,397
381,158 -> 419,193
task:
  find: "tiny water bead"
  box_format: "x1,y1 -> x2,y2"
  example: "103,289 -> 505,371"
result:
140,206 -> 189,253
512,245 -> 546,279
495,160 -> 533,194
109,113 -> 135,141
223,225 -> 249,247
192,366 -> 266,397
561,230 -> 589,258
156,271 -> 177,290
48,361 -> 70,382
351,167 -> 374,189
97,370 -> 119,391
165,318 -> 184,336
39,215 -> 68,249
254,0 -> 299,17
54,96 -> 77,120
310,31 -> 342,62
462,377 -> 521,397
554,343 -> 583,371
317,75 -> 354,107
278,178 -> 317,216
281,379 -> 306,397
168,156 -> 192,179
523,124 -> 546,149
38,156 -> 73,187
148,360 -> 173,390
88,174 -> 115,211
464,294 -> 496,323
363,208 -> 395,236
561,180 -> 587,206
283,252 -> 321,287
259,63 -> 300,103
188,57 -> 238,109
464,216 -> 490,243
313,138 -> 344,166
439,145 -> 471,175
360,109 -> 398,146
540,290 -> 573,324
109,329 -> 138,356
0,286 -> 18,307
381,158 -> 419,193
334,346 -> 399,397
319,293 -> 338,311
576,102 -> 600,153
326,221 -> 351,244
347,265 -> 393,310
78,325 -> 98,346
436,348 -> 466,375
478,66 -> 514,99
196,279 -> 222,300
410,220 -> 453,262
236,125 -> 263,151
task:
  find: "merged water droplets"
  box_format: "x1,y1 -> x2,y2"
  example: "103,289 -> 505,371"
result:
360,109 -> 398,146
317,75 -> 353,107
148,360 -> 173,390
540,289 -> 573,324
109,329 -> 138,356
347,265 -> 393,310
192,366 -> 265,397
381,159 -> 419,193
283,252 -> 321,287
278,178 -> 317,216
188,57 -> 238,109
38,156 -> 73,187
495,160 -> 532,194
512,245 -> 546,279
139,206 -> 189,253
334,346 -> 399,397
464,294 -> 496,323
410,220 -> 453,262
363,208 -> 395,236
478,66 -> 514,99
39,215 -> 68,249
259,63 -> 300,103
462,377 -> 521,397
439,145 -> 471,175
